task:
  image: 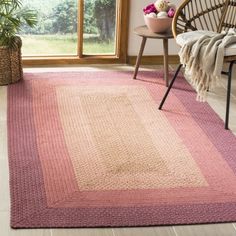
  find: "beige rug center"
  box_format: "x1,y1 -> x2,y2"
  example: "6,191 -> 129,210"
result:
56,86 -> 207,191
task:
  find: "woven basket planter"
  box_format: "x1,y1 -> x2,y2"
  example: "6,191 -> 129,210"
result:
0,37 -> 23,86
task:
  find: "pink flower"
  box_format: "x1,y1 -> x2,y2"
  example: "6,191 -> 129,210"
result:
167,8 -> 175,18
143,3 -> 158,15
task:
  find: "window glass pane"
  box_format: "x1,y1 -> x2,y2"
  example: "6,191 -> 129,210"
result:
83,0 -> 116,55
21,0 -> 78,56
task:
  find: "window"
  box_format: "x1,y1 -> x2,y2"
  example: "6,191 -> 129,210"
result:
21,0 -> 129,64
83,0 -> 116,55
21,0 -> 78,56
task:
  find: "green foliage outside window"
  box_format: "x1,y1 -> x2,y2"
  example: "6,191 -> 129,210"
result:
21,0 -> 116,41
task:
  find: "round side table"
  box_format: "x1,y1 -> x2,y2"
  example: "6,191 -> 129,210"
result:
133,25 -> 174,86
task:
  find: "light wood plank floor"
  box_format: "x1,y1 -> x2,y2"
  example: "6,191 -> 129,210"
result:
1,65 -> 236,236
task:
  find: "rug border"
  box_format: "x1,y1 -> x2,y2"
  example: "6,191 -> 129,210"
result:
8,71 -> 236,228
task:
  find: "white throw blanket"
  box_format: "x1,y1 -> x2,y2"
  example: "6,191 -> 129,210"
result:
179,29 -> 236,101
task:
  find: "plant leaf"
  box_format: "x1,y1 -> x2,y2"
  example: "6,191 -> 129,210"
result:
0,0 -> 37,47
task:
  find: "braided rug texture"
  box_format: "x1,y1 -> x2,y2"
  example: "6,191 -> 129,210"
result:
8,70 -> 236,228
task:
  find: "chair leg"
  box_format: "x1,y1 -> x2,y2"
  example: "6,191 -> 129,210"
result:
159,64 -> 183,110
225,61 -> 235,130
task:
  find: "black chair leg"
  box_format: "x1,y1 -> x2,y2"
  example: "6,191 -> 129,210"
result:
159,64 -> 183,110
225,61 -> 235,130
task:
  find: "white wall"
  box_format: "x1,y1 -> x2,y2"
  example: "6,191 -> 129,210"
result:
128,0 -> 181,56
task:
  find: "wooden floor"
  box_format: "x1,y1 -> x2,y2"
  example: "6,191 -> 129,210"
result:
1,65 -> 236,236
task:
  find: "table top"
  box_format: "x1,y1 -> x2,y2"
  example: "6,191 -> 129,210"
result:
134,25 -> 173,39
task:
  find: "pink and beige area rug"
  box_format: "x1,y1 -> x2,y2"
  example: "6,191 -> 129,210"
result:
8,70 -> 236,228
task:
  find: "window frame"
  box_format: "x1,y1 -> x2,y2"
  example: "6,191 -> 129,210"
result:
23,0 -> 129,66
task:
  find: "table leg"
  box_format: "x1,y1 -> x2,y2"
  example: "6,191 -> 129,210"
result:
163,38 -> 169,87
133,37 -> 147,79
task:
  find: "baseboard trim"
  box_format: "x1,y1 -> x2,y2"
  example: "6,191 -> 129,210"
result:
127,55 -> 180,65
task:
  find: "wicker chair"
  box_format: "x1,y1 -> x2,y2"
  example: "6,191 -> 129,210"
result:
159,0 -> 236,130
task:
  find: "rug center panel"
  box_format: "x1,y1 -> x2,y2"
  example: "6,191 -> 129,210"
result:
79,93 -> 167,174
55,86 -> 207,191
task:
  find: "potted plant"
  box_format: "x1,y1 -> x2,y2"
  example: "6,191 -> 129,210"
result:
0,0 -> 37,85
